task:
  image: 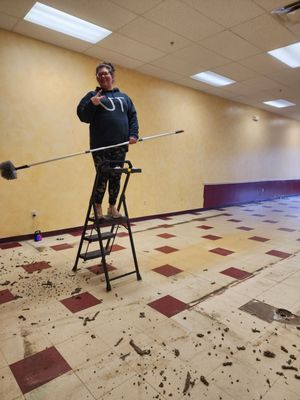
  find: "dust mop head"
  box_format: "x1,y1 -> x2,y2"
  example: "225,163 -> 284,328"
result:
0,161 -> 17,180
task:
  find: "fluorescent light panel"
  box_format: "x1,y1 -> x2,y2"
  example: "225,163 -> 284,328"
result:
24,2 -> 112,44
268,42 -> 300,68
191,71 -> 235,87
263,99 -> 296,108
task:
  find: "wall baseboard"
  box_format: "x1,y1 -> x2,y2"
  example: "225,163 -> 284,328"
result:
0,208 -> 202,244
204,179 -> 300,208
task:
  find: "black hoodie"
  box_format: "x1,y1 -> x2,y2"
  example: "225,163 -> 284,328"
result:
77,87 -> 139,150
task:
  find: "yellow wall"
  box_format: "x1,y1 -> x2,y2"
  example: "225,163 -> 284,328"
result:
1,29 -> 300,238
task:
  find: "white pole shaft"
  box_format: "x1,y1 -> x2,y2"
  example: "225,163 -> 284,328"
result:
25,129 -> 184,168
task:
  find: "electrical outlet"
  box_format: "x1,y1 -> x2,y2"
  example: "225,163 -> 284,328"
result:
31,210 -> 37,217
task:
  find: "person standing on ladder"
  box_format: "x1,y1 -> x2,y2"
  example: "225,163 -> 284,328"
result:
77,62 -> 139,219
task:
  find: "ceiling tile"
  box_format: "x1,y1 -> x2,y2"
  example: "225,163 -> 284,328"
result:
0,13 -> 18,30
213,62 -> 260,81
118,17 -> 191,52
0,0 -> 34,17
183,0 -> 264,27
232,14 -> 297,51
225,82 -> 264,96
269,69 -> 300,86
99,33 -> 164,63
257,87 -> 297,102
199,30 -> 261,61
171,44 -> 231,69
143,0 -> 224,41
239,52 -> 289,74
242,76 -> 283,90
136,64 -> 183,82
84,46 -> 144,69
150,54 -> 202,76
111,0 -> 163,15
287,22 -> 300,39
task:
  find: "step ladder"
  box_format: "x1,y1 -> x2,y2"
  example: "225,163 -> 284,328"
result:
72,159 -> 142,291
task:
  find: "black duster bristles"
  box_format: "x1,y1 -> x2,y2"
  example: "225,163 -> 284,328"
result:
0,161 -> 17,180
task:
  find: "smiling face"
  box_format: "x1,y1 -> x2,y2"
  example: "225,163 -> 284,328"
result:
96,66 -> 114,91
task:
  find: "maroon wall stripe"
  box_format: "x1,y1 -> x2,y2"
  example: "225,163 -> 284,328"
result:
204,180 -> 300,208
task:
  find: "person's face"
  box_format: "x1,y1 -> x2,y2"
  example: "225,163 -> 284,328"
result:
96,67 -> 113,90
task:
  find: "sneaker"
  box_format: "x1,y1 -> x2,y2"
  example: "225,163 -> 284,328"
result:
95,204 -> 103,219
107,205 -> 122,218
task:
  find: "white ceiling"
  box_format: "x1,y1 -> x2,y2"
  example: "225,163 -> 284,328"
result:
1,0 -> 300,120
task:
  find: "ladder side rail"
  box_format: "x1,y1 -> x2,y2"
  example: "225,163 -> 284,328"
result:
122,195 -> 142,280
93,212 -> 112,291
72,200 -> 94,272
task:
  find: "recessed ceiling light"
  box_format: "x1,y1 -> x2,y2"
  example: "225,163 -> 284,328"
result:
190,71 -> 236,87
24,2 -> 112,44
268,42 -> 300,68
263,99 -> 296,108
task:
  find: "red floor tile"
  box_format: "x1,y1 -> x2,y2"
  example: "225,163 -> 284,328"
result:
0,242 -> 22,250
0,289 -> 16,304
69,230 -> 83,236
155,246 -> 178,254
266,250 -> 291,259
220,267 -> 252,280
152,264 -> 183,277
227,219 -> 242,222
148,295 -> 188,317
197,225 -> 213,230
157,233 -> 176,239
60,292 -> 102,313
278,228 -> 296,232
111,244 -> 126,252
51,243 -> 73,251
236,226 -> 254,231
87,264 -> 116,275
9,346 -> 71,394
116,232 -> 129,237
202,234 -> 221,240
21,261 -> 51,273
209,247 -> 234,256
248,236 -> 269,242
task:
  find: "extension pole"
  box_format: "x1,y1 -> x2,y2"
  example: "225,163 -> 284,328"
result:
18,130 -> 183,171
0,130 -> 184,180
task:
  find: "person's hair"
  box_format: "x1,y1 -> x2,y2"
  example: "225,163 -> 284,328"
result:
96,62 -> 115,79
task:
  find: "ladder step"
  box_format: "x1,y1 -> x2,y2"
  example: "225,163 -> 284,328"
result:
79,249 -> 110,260
84,232 -> 115,242
88,216 -> 128,224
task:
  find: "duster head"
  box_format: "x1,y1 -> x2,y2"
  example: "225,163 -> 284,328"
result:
0,161 -> 17,180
